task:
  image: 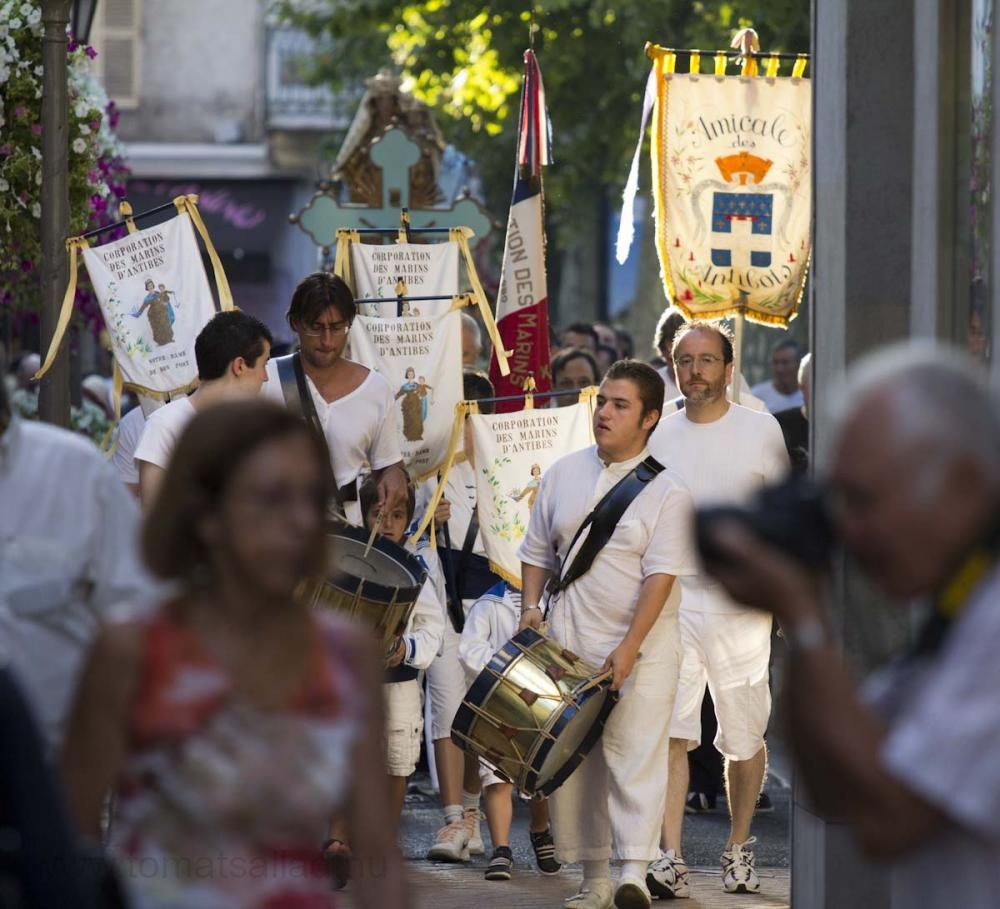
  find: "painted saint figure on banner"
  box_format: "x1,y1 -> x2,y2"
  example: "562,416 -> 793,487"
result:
396,367 -> 425,441
132,277 -> 175,346
510,463 -> 542,512
417,376 -> 433,422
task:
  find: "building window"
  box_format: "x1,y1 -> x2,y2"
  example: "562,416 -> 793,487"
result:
88,0 -> 141,109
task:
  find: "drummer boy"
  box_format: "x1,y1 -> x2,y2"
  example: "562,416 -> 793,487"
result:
458,580 -> 561,882
323,476 -> 445,878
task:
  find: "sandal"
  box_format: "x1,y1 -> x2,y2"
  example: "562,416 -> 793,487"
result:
321,837 -> 351,890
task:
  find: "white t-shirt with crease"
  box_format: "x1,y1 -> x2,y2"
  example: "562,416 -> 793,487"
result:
133,396 -> 196,471
112,406 -> 145,486
648,403 -> 789,615
262,360 -> 401,491
749,380 -> 804,414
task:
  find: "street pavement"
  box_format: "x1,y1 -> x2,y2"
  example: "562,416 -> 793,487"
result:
349,769 -> 791,908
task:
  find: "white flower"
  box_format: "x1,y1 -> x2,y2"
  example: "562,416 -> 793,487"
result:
72,137 -> 87,153
35,170 -> 41,185
74,99 -> 89,118
27,7 -> 40,27
31,146 -> 41,160
8,18 -> 21,30
79,123 -> 90,135
31,202 -> 40,218
19,3 -> 31,16
0,178 -> 8,192
34,64 -> 41,76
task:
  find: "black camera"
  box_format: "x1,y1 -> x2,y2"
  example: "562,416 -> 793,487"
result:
694,473 -> 837,570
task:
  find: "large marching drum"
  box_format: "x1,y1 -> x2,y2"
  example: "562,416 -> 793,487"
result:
451,627 -> 617,797
298,522 -> 427,656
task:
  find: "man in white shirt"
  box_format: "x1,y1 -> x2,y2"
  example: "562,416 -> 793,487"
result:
701,343 -> 1000,909
647,321 -> 789,899
135,310 -> 273,507
261,272 -> 407,525
750,338 -> 804,413
0,376 -> 153,750
519,360 -> 697,909
111,405 -> 146,497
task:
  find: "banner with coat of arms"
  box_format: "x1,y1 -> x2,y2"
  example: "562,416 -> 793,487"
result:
469,400 -> 595,586
654,70 -> 810,324
349,308 -> 463,478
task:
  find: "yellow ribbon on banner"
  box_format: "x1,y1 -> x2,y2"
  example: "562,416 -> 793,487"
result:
407,400 -> 471,546
523,375 -> 536,410
688,51 -> 700,74
766,55 -> 780,78
792,55 -> 808,79
714,52 -> 727,76
173,195 -> 234,311
35,236 -> 89,380
451,227 -> 512,376
333,229 -> 360,286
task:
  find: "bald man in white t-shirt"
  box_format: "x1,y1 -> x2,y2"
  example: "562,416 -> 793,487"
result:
647,321 -> 788,900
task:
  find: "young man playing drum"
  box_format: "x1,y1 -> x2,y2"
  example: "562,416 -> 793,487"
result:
518,360 -> 698,909
261,271 -> 408,524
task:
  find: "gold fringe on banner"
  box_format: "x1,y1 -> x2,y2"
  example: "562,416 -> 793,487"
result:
35,237 -> 89,380
173,195 -> 234,311
451,227 -> 512,376
407,401 -> 471,546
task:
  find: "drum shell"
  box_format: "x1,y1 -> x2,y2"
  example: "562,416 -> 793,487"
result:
451,627 -> 616,797
301,523 -> 427,654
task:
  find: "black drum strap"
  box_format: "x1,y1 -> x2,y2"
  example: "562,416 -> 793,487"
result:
275,353 -> 346,515
547,456 -> 665,597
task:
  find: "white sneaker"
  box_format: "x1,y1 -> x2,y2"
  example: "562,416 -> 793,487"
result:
426,819 -> 471,862
464,806 -> 485,855
614,874 -> 652,909
721,836 -> 760,894
564,878 -> 614,909
646,849 -> 690,899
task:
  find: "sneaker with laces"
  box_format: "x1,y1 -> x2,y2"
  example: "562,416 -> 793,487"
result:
485,845 -> 513,881
564,878 -> 614,909
614,874 -> 651,909
646,849 -> 690,899
529,826 -> 561,875
426,819 -> 470,862
464,806 -> 485,855
721,837 -> 760,894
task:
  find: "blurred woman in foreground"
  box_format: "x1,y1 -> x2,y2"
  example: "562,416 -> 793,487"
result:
62,400 -> 406,909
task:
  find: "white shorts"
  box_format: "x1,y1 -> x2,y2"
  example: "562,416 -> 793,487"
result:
425,619 -> 467,741
669,609 -> 772,761
384,679 -> 423,777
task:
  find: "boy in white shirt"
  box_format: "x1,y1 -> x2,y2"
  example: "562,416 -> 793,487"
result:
458,581 -> 559,881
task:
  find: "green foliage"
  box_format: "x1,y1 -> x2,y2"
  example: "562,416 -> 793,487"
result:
274,0 -> 809,243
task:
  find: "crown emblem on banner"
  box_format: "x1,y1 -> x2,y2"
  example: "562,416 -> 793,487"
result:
714,152 -> 773,185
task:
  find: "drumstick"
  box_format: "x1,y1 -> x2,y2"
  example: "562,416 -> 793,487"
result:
363,508 -> 385,559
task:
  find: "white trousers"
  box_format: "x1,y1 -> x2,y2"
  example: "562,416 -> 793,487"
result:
548,635 -> 680,863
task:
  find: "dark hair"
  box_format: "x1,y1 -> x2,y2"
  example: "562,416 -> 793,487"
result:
463,371 -> 496,414
552,348 -> 599,385
288,272 -> 357,328
142,400 -> 331,583
672,320 -> 735,364
194,310 -> 273,381
562,321 -> 599,349
654,308 -> 688,358
359,475 -> 416,527
603,359 -> 665,431
615,327 -> 635,359
772,338 -> 803,358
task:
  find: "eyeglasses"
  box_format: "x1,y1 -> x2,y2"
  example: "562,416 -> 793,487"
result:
674,354 -> 724,370
300,320 -> 351,337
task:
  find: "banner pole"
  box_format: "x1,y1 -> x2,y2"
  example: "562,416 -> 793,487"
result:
732,293 -> 747,404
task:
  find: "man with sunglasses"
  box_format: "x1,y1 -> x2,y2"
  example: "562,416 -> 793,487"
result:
646,321 -> 788,899
263,272 -> 407,524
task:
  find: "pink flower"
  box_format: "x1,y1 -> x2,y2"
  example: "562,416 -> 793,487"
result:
0,145 -> 12,156
85,46 -> 98,59
14,106 -> 26,119
30,124 -> 42,136
90,118 -> 101,131
19,260 -> 33,273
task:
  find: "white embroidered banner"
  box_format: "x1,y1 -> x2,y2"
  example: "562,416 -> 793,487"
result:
350,309 -> 463,477
470,401 -> 594,586
82,213 -> 217,396
351,241 -> 460,316
655,74 -> 811,325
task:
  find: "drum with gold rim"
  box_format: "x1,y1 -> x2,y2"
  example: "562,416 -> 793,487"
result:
299,522 -> 427,657
451,627 -> 617,796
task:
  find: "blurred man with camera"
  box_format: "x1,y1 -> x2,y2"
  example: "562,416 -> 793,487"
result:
700,342 -> 1000,908
647,321 -> 789,898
